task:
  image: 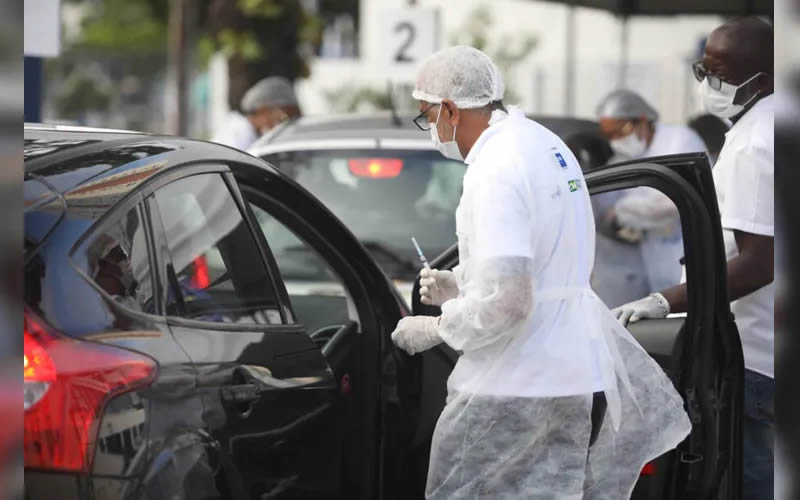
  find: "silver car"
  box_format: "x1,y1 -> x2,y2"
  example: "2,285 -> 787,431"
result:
248,112 -> 608,304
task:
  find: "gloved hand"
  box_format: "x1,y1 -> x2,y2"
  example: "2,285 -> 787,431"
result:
391,316 -> 442,355
612,292 -> 671,326
419,268 -> 459,306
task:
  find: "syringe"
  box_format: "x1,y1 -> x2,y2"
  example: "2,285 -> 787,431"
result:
411,237 -> 431,270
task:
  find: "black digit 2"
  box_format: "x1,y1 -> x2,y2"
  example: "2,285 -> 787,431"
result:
394,22 -> 416,62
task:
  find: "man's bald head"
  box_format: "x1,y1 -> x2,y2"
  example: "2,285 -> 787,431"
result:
703,17 -> 774,109
707,17 -> 773,78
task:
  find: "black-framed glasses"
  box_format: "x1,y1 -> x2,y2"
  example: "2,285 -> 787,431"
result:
692,61 -> 725,91
412,103 -> 439,131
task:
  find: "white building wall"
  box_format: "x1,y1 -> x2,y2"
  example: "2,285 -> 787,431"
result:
213,0 -> 724,136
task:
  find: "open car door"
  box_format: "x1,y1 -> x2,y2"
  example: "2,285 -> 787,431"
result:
411,153 -> 744,500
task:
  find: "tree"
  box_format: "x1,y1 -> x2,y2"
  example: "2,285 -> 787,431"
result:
449,7 -> 538,105
202,0 -> 320,111
60,0 -> 321,114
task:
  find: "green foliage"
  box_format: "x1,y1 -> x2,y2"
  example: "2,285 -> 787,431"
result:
324,86 -> 393,113
450,7 -> 538,104
238,0 -> 283,18
61,0 -> 325,110
324,82 -> 417,113
217,29 -> 263,61
52,70 -> 111,116
71,0 -> 167,52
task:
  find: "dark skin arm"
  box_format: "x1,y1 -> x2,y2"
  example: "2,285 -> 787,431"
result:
661,230 -> 774,313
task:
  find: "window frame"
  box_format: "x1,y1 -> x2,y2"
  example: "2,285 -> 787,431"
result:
144,168 -> 293,330
68,191 -> 162,324
240,185 -> 372,311
244,193 -> 361,331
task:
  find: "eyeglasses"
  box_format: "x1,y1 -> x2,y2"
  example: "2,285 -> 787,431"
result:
607,120 -> 639,140
412,103 -> 439,131
692,61 -> 726,91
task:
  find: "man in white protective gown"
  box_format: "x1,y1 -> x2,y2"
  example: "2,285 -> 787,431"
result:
390,45 -> 691,500
592,90 -> 707,307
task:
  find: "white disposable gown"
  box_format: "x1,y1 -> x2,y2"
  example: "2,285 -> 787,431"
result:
211,111 -> 259,151
611,123 -> 707,292
425,107 -> 690,499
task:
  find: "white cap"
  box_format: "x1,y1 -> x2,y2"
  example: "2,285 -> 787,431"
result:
241,77 -> 298,114
596,89 -> 659,121
412,46 -> 505,109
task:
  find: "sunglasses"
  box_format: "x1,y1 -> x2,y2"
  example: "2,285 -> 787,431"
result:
412,103 -> 440,131
691,61 -> 728,91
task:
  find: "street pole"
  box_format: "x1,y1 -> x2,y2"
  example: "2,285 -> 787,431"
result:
618,15 -> 629,87
168,0 -> 187,136
564,4 -> 576,116
24,57 -> 43,123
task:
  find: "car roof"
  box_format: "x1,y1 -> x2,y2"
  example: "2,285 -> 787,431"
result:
248,112 -> 602,157
24,125 -> 273,216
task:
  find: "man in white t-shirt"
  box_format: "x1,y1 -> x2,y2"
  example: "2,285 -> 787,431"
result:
212,77 -> 301,151
613,17 -> 775,500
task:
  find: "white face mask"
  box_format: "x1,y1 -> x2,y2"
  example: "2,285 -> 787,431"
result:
610,127 -> 648,159
700,73 -> 763,119
429,105 -> 463,161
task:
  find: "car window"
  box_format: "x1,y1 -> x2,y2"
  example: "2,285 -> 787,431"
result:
248,202 -> 356,334
591,187 -> 684,308
153,173 -> 282,325
264,149 -> 465,280
85,205 -> 153,310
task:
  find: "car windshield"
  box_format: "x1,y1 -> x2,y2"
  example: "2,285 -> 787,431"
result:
264,149 -> 465,280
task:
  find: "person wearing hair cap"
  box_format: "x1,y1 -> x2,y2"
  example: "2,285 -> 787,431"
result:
615,18 -> 775,500
391,46 -> 690,499
212,76 -> 301,151
595,89 -> 706,296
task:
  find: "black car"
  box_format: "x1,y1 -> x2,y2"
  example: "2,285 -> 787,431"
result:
23,124 -> 433,500
23,124 -> 742,500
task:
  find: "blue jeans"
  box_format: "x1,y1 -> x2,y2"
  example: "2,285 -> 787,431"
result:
743,369 -> 774,500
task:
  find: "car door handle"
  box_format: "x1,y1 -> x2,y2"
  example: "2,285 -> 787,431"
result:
220,383 -> 262,405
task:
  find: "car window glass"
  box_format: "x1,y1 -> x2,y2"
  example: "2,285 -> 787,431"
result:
265,150 -> 464,281
248,202 -> 356,334
153,174 -> 282,325
83,205 -> 155,326
591,187 -> 684,308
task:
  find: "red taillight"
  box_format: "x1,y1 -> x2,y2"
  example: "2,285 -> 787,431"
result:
23,311 -> 156,471
640,461 -> 657,476
191,255 -> 210,289
24,329 -> 56,410
348,158 -> 403,178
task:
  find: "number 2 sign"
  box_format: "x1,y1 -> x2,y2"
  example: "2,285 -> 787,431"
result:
381,8 -> 439,67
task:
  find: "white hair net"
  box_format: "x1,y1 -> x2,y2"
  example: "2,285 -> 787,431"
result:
596,89 -> 659,121
240,77 -> 298,114
412,46 -> 505,109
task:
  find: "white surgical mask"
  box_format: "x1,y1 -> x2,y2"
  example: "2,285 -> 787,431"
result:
700,73 -> 763,119
429,105 -> 463,161
610,128 -> 648,159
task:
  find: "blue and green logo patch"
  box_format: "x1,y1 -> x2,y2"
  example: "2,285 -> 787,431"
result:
568,179 -> 582,192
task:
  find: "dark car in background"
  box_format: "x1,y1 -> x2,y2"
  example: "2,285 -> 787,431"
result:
248,112 -> 610,305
